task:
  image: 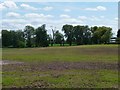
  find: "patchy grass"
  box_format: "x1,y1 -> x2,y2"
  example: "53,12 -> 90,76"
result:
2,69 -> 118,88
2,44 -> 118,63
2,44 -> 118,88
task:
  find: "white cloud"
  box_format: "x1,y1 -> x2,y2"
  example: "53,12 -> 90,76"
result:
78,16 -> 87,20
64,9 -> 71,12
115,17 -> 118,20
97,6 -> 106,11
61,18 -> 83,24
2,19 -> 27,24
20,4 -> 38,10
0,3 -> 6,10
6,12 -> 20,18
2,19 -> 27,30
25,13 -> 53,18
60,14 -> 70,18
43,6 -> 53,11
85,6 -> 106,11
45,15 -> 54,18
0,1 -> 18,10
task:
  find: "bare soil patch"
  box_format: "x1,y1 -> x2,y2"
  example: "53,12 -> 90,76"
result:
2,60 -> 118,72
0,60 -> 24,65
30,61 -> 118,71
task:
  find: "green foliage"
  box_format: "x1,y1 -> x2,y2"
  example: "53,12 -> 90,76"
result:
91,26 -> 112,44
24,25 -> 35,47
62,24 -> 74,46
117,29 -> 120,38
2,25 -> 114,48
54,31 -> 64,46
2,30 -> 25,48
35,24 -> 49,47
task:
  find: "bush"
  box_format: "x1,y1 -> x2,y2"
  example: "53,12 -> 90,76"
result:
18,41 -> 25,48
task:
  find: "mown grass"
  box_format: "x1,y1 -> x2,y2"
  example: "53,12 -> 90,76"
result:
2,44 -> 118,88
2,44 -> 118,63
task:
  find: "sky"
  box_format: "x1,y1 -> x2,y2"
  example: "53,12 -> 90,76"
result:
0,0 -> 118,36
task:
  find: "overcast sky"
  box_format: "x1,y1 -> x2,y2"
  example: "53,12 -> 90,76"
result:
0,1 -> 118,36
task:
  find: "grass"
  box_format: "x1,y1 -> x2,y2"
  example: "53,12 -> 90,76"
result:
2,44 -> 118,88
2,44 -> 118,63
2,69 -> 118,88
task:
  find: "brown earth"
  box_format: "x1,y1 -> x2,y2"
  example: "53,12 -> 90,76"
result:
2,60 -> 118,72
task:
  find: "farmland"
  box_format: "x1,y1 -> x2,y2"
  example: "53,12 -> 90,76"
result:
2,44 -> 118,88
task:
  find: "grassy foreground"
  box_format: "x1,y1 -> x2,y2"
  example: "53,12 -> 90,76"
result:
2,44 -> 118,88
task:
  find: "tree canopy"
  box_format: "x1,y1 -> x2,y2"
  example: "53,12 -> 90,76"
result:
2,24 -> 115,48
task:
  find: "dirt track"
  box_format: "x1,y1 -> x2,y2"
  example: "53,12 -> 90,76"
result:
2,60 -> 118,71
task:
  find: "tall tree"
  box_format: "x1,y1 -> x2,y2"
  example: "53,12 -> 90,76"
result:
91,26 -> 99,44
91,26 -> 112,44
73,25 -> 91,45
73,25 -> 84,45
24,25 -> 35,47
35,24 -> 49,47
62,24 -> 74,46
117,29 -> 120,38
83,25 -> 92,44
2,30 -> 11,47
54,30 -> 64,46
16,30 -> 25,48
116,29 -> 120,44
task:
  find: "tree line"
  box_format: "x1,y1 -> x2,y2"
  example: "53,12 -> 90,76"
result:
2,24 -> 119,48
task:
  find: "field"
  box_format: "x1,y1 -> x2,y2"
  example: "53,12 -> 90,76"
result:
2,44 -> 118,88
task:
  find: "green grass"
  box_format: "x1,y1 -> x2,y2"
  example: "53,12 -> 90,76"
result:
2,44 -> 118,63
2,69 -> 118,88
2,44 -> 118,88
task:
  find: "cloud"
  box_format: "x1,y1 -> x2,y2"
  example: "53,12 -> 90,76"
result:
61,18 -> 83,24
20,4 -> 38,10
2,19 -> 27,30
2,19 -> 27,24
0,3 -> 6,10
24,13 -> 54,19
6,12 -> 20,18
43,6 -> 53,11
60,14 -> 70,18
115,17 -> 118,20
0,1 -> 18,10
78,16 -> 87,20
85,6 -> 107,11
64,9 -> 71,12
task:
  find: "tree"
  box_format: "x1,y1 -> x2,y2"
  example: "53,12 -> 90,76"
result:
116,29 -> 120,44
73,25 -> 83,45
2,30 -> 25,48
101,29 -> 112,44
83,25 -> 92,44
35,24 -> 49,47
73,25 -> 91,45
91,26 -> 112,44
16,30 -> 25,48
24,25 -> 35,47
54,30 -> 64,46
117,29 -> 120,38
91,26 -> 99,44
62,24 -> 74,46
2,30 -> 11,47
